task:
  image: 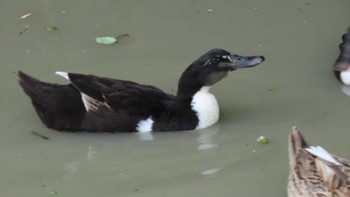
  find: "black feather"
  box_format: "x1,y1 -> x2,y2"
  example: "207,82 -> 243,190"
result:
18,71 -> 85,131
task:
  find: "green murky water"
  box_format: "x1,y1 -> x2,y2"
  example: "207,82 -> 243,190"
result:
1,0 -> 350,196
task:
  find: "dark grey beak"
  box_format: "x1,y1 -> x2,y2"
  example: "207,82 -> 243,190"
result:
228,54 -> 265,69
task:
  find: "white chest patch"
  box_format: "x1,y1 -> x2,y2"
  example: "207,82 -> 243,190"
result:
191,86 -> 219,129
136,117 -> 154,132
340,68 -> 350,85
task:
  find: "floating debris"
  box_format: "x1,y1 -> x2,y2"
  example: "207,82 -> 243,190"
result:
20,12 -> 33,19
116,33 -> 130,40
206,8 -> 213,13
116,33 -> 130,43
96,36 -> 117,44
201,168 -> 220,175
31,131 -> 49,140
20,25 -> 29,35
45,26 -> 58,31
256,136 -> 269,144
196,8 -> 214,14
96,34 -> 130,45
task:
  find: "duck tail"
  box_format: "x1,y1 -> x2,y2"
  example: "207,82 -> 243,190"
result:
18,71 -> 85,131
18,71 -> 56,101
288,126 -> 310,167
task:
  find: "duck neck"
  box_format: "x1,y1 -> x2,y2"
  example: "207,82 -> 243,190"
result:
176,70 -> 202,101
190,86 -> 219,129
176,74 -> 220,129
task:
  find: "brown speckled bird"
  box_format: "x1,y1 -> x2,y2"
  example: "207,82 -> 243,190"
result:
288,127 -> 350,197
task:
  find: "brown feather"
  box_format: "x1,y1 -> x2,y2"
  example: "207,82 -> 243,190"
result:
288,127 -> 350,197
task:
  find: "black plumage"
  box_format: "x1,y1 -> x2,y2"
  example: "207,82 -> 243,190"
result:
334,27 -> 350,83
18,72 -> 85,131
18,49 -> 264,132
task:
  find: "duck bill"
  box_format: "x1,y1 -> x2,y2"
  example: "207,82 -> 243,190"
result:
230,55 -> 265,69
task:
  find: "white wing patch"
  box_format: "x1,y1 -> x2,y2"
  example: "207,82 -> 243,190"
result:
305,146 -> 342,166
55,71 -> 70,80
54,71 -> 107,112
191,86 -> 219,129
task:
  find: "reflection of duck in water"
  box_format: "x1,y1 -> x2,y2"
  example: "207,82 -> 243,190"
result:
288,127 -> 350,197
334,28 -> 350,85
18,49 -> 264,133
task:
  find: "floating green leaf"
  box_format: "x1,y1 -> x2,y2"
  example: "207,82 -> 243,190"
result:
96,37 -> 117,44
256,136 -> 269,144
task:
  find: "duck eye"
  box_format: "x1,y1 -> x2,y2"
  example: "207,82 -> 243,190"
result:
222,55 -> 233,62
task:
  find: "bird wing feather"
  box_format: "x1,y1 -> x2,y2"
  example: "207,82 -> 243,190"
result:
67,73 -> 176,116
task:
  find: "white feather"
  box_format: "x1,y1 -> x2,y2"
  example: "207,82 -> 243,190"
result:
305,146 -> 342,166
136,117 -> 154,132
55,71 -> 70,80
191,86 -> 219,129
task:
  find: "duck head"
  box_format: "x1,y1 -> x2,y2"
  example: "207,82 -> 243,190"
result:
334,28 -> 350,85
177,48 -> 265,97
334,28 -> 350,72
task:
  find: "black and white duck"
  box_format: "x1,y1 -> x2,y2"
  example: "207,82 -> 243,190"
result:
334,27 -> 350,85
18,48 -> 264,133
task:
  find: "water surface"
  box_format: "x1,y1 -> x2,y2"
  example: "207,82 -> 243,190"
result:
1,0 -> 350,196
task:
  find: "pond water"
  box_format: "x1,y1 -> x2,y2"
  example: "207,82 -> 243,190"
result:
1,0 -> 350,196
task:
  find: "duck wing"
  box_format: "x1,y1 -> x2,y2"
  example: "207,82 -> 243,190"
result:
64,73 -> 176,116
